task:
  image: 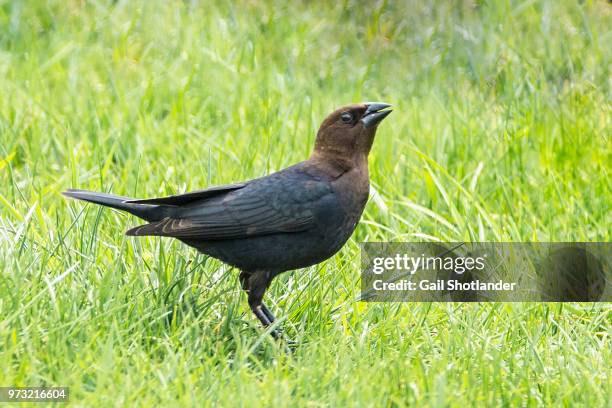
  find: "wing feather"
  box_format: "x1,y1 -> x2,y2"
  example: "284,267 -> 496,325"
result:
125,172 -> 332,240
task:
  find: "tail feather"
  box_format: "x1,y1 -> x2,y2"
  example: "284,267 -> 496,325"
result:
62,189 -> 165,222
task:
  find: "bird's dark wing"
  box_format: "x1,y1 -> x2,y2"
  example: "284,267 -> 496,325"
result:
125,171 -> 334,240
124,183 -> 247,206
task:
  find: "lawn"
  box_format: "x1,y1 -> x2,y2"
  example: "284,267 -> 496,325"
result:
0,0 -> 610,406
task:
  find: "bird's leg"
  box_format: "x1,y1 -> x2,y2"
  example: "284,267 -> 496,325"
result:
260,304 -> 276,323
239,272 -> 269,322
240,271 -> 281,339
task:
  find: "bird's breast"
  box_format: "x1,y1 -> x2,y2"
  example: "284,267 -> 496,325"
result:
332,167 -> 370,224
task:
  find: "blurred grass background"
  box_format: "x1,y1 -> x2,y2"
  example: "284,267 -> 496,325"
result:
0,0 -> 610,406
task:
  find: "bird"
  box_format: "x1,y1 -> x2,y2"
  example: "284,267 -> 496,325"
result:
63,102 -> 392,338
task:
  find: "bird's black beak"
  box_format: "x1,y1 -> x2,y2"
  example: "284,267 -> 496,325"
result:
361,102 -> 392,129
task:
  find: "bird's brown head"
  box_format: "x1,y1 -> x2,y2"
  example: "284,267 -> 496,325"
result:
312,102 -> 392,165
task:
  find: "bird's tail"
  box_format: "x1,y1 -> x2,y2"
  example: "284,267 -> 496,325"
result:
62,189 -> 166,222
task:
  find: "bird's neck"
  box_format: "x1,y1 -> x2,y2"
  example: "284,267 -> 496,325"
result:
309,150 -> 368,177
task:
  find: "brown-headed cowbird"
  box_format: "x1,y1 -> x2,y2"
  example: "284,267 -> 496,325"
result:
63,102 -> 392,337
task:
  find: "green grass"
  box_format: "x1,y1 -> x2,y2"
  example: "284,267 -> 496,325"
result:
1,0 -> 611,406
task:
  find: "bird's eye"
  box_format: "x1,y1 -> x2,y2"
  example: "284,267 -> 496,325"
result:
340,112 -> 353,123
